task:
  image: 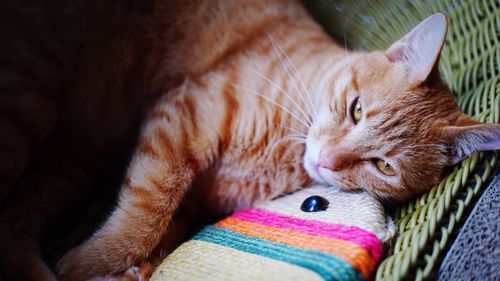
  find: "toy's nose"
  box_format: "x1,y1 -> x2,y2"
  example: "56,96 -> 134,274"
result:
300,195 -> 329,212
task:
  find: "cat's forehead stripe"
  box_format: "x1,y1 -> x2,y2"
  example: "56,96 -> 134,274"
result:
333,72 -> 352,98
350,70 -> 359,92
365,107 -> 383,120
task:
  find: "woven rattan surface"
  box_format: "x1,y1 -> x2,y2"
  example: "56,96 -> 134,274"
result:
309,1 -> 500,280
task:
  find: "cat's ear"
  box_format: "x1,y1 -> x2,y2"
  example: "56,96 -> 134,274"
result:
442,118 -> 500,164
386,13 -> 447,85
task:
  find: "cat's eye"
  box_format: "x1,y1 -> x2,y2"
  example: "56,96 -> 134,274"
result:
375,159 -> 396,176
351,97 -> 362,123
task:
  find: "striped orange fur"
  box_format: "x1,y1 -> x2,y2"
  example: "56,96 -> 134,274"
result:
1,0 -> 499,280
56,2 -> 500,280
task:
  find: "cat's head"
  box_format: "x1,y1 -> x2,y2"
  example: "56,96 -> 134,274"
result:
304,13 -> 500,201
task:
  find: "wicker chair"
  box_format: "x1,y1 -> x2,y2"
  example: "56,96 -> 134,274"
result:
308,0 -> 499,280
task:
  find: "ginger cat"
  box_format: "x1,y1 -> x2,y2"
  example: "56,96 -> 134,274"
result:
1,0 -> 499,281
56,1 -> 500,280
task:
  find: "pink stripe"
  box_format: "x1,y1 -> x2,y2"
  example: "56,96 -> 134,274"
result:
231,208 -> 383,261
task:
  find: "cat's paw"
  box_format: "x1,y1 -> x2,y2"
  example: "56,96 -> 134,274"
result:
57,244 -> 108,281
99,266 -> 143,281
86,264 -> 150,281
58,242 -> 146,281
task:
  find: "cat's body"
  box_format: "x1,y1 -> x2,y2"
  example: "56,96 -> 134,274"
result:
57,2 -> 329,279
0,1 -> 322,280
1,0 -> 499,281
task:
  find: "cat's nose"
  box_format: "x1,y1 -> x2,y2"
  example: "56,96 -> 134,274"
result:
318,152 -> 345,172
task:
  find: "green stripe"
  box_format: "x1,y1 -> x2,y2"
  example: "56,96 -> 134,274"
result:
193,226 -> 364,281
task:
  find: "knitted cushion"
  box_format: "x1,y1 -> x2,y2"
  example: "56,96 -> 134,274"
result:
150,186 -> 395,281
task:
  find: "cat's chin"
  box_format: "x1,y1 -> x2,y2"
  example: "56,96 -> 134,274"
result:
310,172 -> 328,185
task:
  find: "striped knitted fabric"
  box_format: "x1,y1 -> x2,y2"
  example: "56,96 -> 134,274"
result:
151,186 -> 392,281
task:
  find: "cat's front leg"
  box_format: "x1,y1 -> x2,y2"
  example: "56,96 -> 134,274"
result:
57,92 -> 218,281
57,153 -> 195,281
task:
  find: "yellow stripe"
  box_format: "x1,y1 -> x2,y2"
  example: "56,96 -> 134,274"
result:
150,240 -> 323,281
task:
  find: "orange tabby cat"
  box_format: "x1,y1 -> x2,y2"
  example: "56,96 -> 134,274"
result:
53,1 -> 500,280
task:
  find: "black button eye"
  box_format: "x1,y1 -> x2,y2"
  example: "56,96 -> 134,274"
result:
301,196 -> 329,212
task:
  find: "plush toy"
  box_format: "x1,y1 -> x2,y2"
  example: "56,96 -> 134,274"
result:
150,186 -> 395,281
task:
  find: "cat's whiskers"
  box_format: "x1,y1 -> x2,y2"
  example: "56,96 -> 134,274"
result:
245,66 -> 312,126
232,84 -> 311,130
372,190 -> 391,202
272,123 -> 307,138
273,123 -> 306,137
271,49 -> 315,125
268,135 -> 306,159
271,39 -> 318,123
268,35 -> 318,123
